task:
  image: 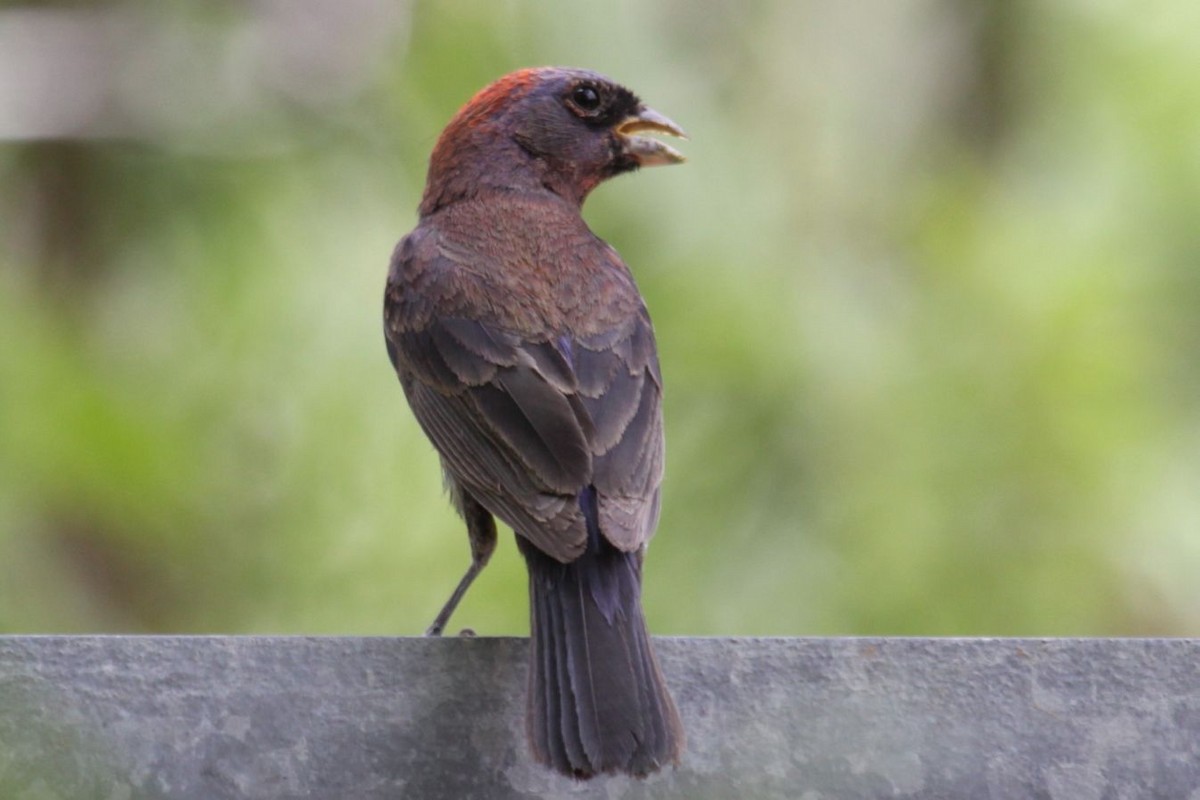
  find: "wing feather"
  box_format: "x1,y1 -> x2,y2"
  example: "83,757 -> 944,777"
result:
385,234 -> 664,561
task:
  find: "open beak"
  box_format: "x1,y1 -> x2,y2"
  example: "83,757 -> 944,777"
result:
616,106 -> 687,167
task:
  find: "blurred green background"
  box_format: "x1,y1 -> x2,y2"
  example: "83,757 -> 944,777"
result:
1,0 -> 1198,638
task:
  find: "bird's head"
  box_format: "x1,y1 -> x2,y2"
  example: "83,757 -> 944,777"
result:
420,67 -> 686,215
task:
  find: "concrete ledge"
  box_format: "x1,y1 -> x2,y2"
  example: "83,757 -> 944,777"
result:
1,637 -> 1198,798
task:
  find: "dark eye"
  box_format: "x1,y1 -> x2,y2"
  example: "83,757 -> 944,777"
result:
570,84 -> 602,113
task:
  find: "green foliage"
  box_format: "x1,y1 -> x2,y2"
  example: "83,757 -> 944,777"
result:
2,1 -> 1198,635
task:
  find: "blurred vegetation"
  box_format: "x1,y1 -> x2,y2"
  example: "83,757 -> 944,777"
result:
2,0 -> 1199,638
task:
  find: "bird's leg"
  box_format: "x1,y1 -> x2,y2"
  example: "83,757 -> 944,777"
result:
426,493 -> 497,636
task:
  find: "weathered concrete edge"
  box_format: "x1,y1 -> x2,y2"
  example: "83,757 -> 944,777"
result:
2,636 -> 1199,800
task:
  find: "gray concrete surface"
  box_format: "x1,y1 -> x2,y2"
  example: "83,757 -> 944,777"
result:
1,636 -> 1198,798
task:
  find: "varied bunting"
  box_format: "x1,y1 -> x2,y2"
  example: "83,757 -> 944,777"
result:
383,67 -> 686,778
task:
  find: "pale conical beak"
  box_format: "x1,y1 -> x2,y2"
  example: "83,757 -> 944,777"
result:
616,106 -> 688,167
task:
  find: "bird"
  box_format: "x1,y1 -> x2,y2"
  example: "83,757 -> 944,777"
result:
383,66 -> 686,779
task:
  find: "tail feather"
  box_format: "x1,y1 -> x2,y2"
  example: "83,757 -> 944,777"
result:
518,520 -> 683,778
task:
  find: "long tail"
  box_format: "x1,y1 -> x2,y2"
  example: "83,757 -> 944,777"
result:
517,506 -> 683,778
